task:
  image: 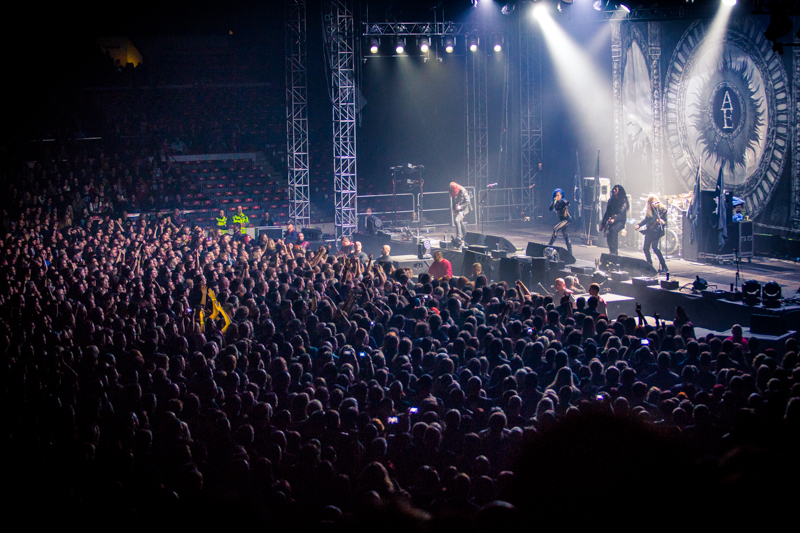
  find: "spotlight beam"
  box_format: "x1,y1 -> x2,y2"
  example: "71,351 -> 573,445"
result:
535,9 -> 613,145
700,0 -> 737,64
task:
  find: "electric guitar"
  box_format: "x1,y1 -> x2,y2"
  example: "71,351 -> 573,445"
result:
638,211 -> 666,237
454,201 -> 471,213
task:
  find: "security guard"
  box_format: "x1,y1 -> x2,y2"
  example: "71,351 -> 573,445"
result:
232,206 -> 249,235
215,209 -> 228,230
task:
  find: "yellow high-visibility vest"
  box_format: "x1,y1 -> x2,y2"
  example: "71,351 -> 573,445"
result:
232,212 -> 249,233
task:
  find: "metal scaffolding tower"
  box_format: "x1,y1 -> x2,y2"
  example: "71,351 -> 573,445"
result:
520,17 -> 543,218
466,47 -> 489,201
286,0 -> 310,227
327,0 -> 358,239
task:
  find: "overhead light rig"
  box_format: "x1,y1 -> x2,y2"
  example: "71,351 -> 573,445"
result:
363,22 -> 505,57
597,4 -> 716,22
364,22 -> 479,38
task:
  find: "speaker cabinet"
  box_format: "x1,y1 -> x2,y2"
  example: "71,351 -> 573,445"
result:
750,314 -> 787,335
525,242 -> 576,264
462,250 -> 498,281
599,253 -> 657,277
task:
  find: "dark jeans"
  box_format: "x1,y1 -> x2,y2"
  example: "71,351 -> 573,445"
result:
606,220 -> 625,255
643,231 -> 667,269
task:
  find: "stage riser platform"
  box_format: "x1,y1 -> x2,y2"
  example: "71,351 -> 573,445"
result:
598,281 -> 800,332
353,228 -> 799,334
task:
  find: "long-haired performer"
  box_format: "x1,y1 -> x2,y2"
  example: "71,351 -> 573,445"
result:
450,182 -> 471,240
635,194 -> 669,273
599,184 -> 628,255
548,188 -> 572,253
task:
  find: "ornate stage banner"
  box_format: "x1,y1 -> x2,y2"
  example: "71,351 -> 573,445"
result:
614,16 -> 795,227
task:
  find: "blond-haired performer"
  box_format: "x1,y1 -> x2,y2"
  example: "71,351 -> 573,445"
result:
635,195 -> 669,274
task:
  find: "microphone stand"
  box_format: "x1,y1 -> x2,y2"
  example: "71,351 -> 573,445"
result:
479,188 -> 489,236
732,248 -> 742,294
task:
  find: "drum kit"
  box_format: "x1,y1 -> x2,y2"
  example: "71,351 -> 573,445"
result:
632,192 -> 692,257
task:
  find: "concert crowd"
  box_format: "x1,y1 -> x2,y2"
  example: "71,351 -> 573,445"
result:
2,115 -> 799,531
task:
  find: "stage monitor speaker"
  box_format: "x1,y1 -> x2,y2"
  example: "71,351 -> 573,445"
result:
599,253 -> 657,277
483,234 -> 517,254
525,242 -> 576,264
464,232 -> 484,246
465,232 -> 516,254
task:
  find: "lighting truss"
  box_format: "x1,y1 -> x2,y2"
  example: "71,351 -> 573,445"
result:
327,0 -> 358,239
285,0 -> 310,227
466,48 -> 489,198
363,22 -> 480,37
599,4 -> 715,22
520,14 -> 543,218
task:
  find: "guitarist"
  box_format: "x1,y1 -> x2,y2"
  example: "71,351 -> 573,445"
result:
450,182 -> 471,241
635,194 -> 669,274
599,185 -> 629,255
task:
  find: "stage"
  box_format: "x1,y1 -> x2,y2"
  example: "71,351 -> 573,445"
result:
350,219 -> 800,335
355,220 -> 799,290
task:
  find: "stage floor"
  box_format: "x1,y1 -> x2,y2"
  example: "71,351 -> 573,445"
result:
429,220 -> 800,295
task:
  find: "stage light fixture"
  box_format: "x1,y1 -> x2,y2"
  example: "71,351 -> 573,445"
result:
762,281 -> 782,308
418,239 -> 432,259
493,35 -> 503,52
468,35 -> 479,52
618,4 -> 630,12
534,4 -> 548,18
395,37 -> 406,54
419,36 -> 431,53
369,37 -> 379,54
722,0 -> 736,5
501,3 -> 515,15
443,36 -> 455,54
742,279 -> 761,305
692,276 -> 708,293
593,0 -> 609,11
